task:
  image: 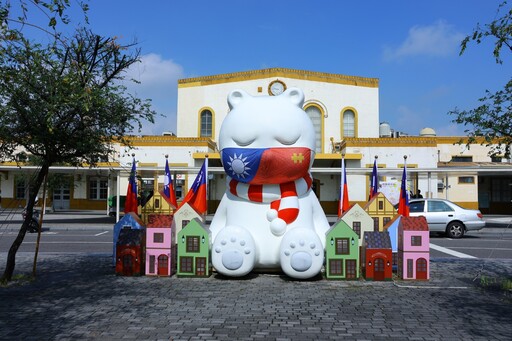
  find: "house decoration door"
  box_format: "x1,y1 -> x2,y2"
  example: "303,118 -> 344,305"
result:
122,254 -> 133,276
374,258 -> 385,281
195,257 -> 206,276
416,258 -> 428,280
158,255 -> 169,276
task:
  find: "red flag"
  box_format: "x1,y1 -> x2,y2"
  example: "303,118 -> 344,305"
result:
178,158 -> 208,214
369,158 -> 379,199
124,158 -> 138,214
398,164 -> 410,217
338,157 -> 349,217
161,157 -> 178,208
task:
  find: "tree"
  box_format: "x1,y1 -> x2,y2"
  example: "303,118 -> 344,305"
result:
0,27 -> 155,281
449,1 -> 512,159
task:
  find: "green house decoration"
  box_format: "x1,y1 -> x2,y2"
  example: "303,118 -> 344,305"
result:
177,218 -> 211,277
325,219 -> 360,280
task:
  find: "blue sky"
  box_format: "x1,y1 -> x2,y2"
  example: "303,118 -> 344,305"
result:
16,0 -> 512,137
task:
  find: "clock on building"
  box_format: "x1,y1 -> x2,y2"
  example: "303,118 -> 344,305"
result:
268,80 -> 286,96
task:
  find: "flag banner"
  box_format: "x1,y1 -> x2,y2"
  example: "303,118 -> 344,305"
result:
161,158 -> 178,208
124,158 -> 138,214
221,147 -> 311,185
370,158 -> 379,199
338,157 -> 350,217
179,158 -> 208,214
398,164 -> 410,217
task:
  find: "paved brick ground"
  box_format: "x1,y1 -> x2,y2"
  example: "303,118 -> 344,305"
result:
0,253 -> 511,341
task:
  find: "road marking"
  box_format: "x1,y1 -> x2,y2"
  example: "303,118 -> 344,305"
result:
94,231 -> 109,236
429,243 -> 476,259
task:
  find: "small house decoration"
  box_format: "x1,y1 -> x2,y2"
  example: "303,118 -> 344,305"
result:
115,228 -> 145,276
173,202 -> 204,237
398,216 -> 430,280
113,212 -> 145,265
325,219 -> 359,280
177,218 -> 211,277
364,192 -> 397,232
362,231 -> 393,281
383,215 -> 401,270
340,203 -> 374,248
145,214 -> 176,277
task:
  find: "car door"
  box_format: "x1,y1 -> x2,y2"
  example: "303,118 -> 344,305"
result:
425,200 -> 454,232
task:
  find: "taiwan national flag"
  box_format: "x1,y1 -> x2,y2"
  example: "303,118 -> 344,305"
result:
369,158 -> 379,199
398,164 -> 410,217
178,158 -> 208,215
161,158 -> 178,208
124,158 -> 138,214
338,157 -> 350,217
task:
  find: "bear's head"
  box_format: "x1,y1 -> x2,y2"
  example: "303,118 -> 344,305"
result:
219,88 -> 316,185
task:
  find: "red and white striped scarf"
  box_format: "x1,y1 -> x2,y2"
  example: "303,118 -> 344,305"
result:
228,175 -> 313,225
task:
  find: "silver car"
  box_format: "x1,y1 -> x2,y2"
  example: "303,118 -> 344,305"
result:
408,198 -> 485,238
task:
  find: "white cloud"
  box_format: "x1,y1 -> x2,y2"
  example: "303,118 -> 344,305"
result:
123,54 -> 184,135
383,20 -> 464,61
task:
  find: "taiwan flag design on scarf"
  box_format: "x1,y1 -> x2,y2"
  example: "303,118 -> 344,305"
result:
221,147 -> 312,185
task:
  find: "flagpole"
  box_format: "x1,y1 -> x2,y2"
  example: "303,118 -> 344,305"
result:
205,154 -> 209,215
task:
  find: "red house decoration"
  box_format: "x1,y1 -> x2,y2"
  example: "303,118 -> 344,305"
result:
116,228 -> 145,276
398,216 -> 430,280
362,231 -> 393,281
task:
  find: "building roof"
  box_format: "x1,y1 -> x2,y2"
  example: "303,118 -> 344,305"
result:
400,216 -> 428,231
364,231 -> 392,249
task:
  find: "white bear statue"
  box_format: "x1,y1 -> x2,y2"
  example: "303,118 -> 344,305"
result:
209,87 -> 330,279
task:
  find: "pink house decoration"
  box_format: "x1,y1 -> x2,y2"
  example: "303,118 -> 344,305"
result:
145,214 -> 176,277
398,216 -> 430,280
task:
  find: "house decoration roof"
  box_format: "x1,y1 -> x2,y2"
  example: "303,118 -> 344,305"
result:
400,216 -> 428,231
117,229 -> 144,246
364,231 -> 392,249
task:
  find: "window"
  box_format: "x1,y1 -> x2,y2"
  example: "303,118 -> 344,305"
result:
154,233 -> 164,243
200,109 -> 213,137
407,259 -> 413,278
182,220 -> 190,230
329,259 -> 343,275
180,257 -> 193,273
15,177 -> 26,199
458,176 -> 474,184
451,156 -> 472,162
352,221 -> 361,238
343,109 -> 355,137
411,235 -> 422,246
186,236 -> 200,252
89,177 -> 108,200
409,201 -> 425,213
373,217 -> 379,231
149,255 -> 155,274
378,200 -> 384,210
383,217 -> 391,227
305,105 -> 322,153
335,238 -> 349,255
427,200 -> 453,213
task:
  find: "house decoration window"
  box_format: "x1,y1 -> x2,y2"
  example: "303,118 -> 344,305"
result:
373,217 -> 379,231
186,236 -> 200,252
149,255 -> 155,274
305,105 -> 322,153
378,200 -> 384,210
154,233 -> 164,243
329,259 -> 343,275
383,217 -> 391,227
180,257 -> 193,273
335,238 -> 350,255
343,109 -> 355,137
89,177 -> 108,200
200,109 -> 213,137
411,235 -> 422,246
352,221 -> 361,237
407,259 -> 413,278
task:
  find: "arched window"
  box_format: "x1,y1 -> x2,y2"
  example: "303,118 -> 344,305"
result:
200,109 -> 213,137
343,109 -> 355,137
305,105 -> 322,153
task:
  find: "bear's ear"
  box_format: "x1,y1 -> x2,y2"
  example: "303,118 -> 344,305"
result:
283,87 -> 305,107
227,89 -> 248,110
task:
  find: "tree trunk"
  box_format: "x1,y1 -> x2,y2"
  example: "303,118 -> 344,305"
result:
1,163 -> 49,282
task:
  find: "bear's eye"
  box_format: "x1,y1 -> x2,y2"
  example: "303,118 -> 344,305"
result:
233,137 -> 255,147
276,134 -> 300,146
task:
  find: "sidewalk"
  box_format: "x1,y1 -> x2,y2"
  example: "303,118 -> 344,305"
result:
0,252 -> 511,340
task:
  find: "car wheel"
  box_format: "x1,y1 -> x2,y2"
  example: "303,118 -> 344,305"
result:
446,221 -> 465,238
